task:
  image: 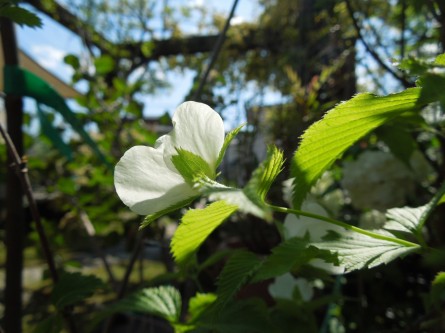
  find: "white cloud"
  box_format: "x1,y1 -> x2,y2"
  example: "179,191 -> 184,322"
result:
189,0 -> 203,8
30,44 -> 66,70
230,16 -> 245,26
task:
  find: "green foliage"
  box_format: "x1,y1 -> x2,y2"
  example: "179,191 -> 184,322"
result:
195,147 -> 284,221
429,272 -> 445,310
190,299 -> 273,333
312,230 -> 420,273
252,237 -> 329,282
3,65 -> 109,166
141,197 -> 197,229
32,315 -> 63,333
0,4 -> 42,27
215,251 -> 263,307
196,176 -> 270,219
171,201 -> 238,266
291,88 -> 422,209
91,286 -> 182,330
244,145 -> 285,202
215,123 -> 244,168
376,124 -> 417,167
51,272 -> 104,309
94,55 -> 116,75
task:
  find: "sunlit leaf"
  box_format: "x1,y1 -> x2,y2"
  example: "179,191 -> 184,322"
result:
292,88 -> 422,209
244,145 -> 284,202
312,230 -> 420,273
171,201 -> 238,266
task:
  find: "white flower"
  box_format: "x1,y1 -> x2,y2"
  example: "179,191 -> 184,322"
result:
341,151 -> 414,211
114,101 -> 225,215
268,273 -> 314,301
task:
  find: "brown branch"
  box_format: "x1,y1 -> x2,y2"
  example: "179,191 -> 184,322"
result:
345,0 -> 412,88
24,0 -> 113,54
101,230 -> 146,333
0,123 -> 78,333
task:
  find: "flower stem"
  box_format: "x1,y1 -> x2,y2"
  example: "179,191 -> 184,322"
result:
268,204 -> 420,248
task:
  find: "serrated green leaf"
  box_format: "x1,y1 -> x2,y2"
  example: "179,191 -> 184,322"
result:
188,293 -> 217,322
196,177 -> 271,220
172,148 -> 215,185
245,145 -> 284,202
171,201 -> 238,266
292,88 -> 422,209
312,230 -> 420,272
140,196 -> 196,229
385,205 -> 428,235
0,6 -> 42,27
216,251 -> 263,307
97,286 -> 181,324
193,299 -> 273,333
252,237 -> 330,282
216,123 -> 244,168
51,272 -> 104,309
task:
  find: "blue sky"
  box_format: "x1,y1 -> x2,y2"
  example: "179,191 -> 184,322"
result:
16,0 -> 268,127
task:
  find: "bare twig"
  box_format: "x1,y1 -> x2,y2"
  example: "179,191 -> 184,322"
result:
102,230 -> 146,333
345,0 -> 412,88
193,0 -> 240,101
78,210 -> 117,288
0,123 -> 79,333
400,0 -> 406,59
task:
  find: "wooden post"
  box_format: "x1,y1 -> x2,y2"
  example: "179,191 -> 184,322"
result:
1,18 -> 25,333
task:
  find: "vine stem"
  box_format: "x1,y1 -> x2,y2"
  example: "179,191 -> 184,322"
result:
0,123 -> 78,333
267,204 -> 420,248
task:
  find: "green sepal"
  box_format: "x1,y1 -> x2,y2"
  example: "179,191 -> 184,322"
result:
216,123 -> 245,168
171,148 -> 215,185
140,196 -> 197,229
245,145 -> 284,202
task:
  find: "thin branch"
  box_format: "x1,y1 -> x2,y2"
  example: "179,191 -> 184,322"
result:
345,0 -> 412,88
78,210 -> 117,288
400,0 -> 406,59
193,0 -> 240,101
0,123 -> 78,333
101,230 -> 146,333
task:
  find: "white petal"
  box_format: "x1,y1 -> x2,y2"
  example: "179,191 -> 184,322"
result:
114,146 -> 197,215
160,101 -> 224,170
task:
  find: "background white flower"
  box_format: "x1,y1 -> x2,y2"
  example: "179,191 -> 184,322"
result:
284,200 -> 345,275
114,101 -> 225,215
341,151 -> 415,211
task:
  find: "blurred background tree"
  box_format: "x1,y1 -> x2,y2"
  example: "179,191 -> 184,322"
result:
1,0 -> 445,332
